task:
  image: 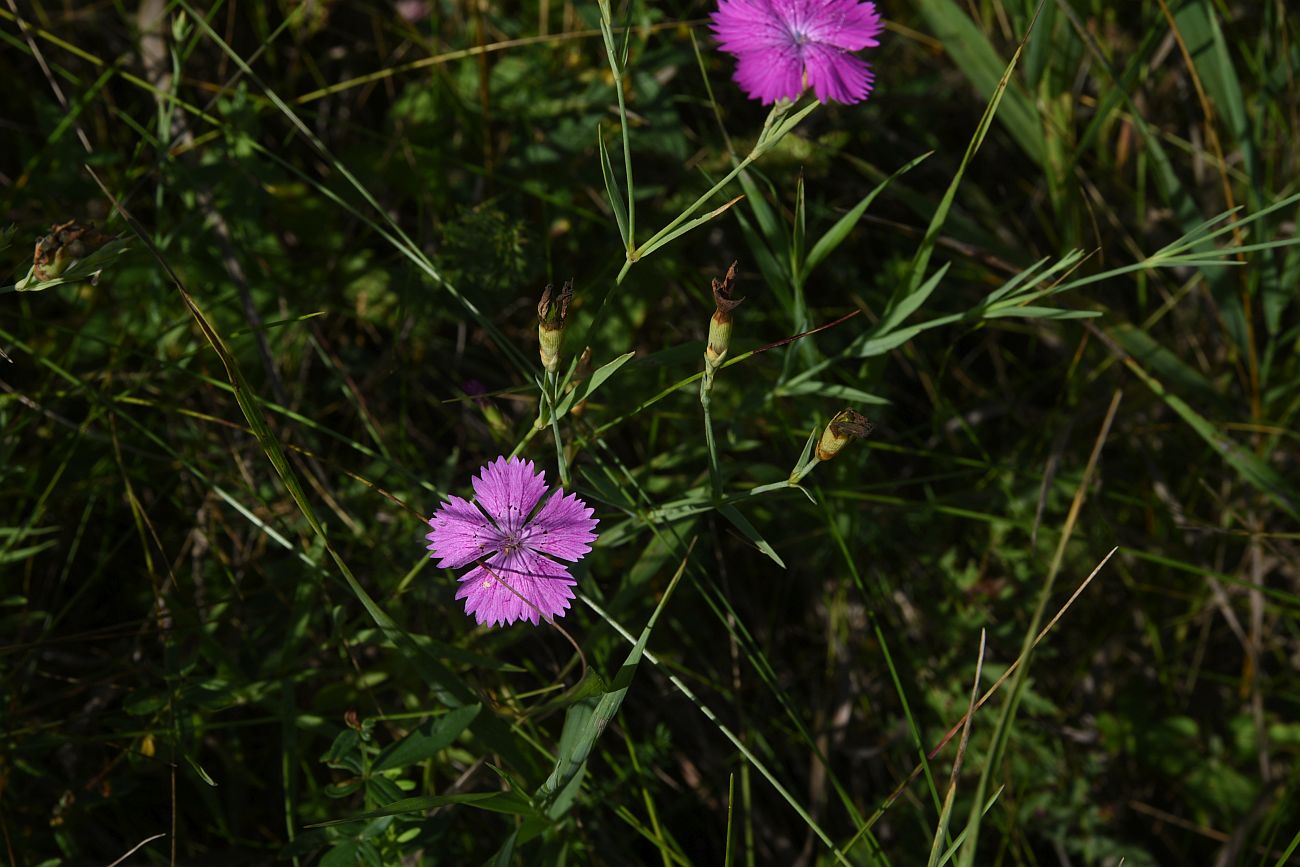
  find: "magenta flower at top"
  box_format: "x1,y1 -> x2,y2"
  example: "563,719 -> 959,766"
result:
426,457 -> 598,627
711,0 -> 884,105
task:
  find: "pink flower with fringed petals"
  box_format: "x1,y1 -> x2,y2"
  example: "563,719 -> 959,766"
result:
711,0 -> 884,105
426,457 -> 598,627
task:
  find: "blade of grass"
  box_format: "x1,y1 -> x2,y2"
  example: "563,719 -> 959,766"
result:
581,592 -> 856,867
915,0 -> 1045,165
801,151 -> 932,278
880,1 -> 1048,339
954,390 -> 1122,867
535,540 -> 692,811
926,630 -> 985,867
598,127 -> 630,247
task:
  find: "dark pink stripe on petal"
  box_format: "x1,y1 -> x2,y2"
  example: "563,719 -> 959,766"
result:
455,549 -> 576,627
427,494 -> 503,569
471,455 -> 548,534
522,489 -> 598,562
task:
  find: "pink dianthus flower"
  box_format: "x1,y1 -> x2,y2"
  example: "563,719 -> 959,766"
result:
711,0 -> 884,105
426,457 -> 598,627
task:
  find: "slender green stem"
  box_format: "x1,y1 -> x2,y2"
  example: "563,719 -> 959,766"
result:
619,155 -> 758,286
615,56 -> 634,249
702,390 -> 721,502
545,371 -> 570,487
616,101 -> 818,285
790,456 -> 821,485
597,0 -> 635,251
509,423 -> 540,459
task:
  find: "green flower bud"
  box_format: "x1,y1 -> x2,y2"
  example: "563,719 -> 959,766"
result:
537,279 -> 573,373
704,261 -> 742,375
816,409 -> 874,461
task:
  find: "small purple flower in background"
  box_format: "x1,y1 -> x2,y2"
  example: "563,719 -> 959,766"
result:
426,457 -> 598,627
711,0 -> 884,105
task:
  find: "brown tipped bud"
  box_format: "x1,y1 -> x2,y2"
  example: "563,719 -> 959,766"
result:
816,410 -> 874,461
705,262 -> 742,370
537,279 -> 573,373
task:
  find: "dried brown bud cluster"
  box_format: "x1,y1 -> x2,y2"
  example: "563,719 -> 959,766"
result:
705,261 -> 742,374
32,220 -> 112,282
537,279 -> 573,373
816,409 -> 874,461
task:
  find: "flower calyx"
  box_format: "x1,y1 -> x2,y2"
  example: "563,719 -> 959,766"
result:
537,279 -> 573,373
705,261 -> 742,371
816,409 -> 874,461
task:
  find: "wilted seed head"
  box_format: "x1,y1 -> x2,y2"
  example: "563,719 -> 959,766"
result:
706,262 -> 743,369
816,409 -> 874,461
537,279 -> 573,373
32,220 -> 111,282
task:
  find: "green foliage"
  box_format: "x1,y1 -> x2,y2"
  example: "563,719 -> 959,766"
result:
2,1 -> 1299,865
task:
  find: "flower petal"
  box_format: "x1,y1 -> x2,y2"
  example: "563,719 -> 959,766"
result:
471,455 -> 548,534
731,47 -> 805,105
804,0 -> 883,51
522,489 -> 598,562
454,549 -> 577,627
803,44 -> 874,104
426,495 -> 503,569
711,0 -> 795,55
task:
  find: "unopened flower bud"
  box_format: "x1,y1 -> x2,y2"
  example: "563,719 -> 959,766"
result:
816,410 -> 874,461
704,262 -> 742,375
537,279 -> 573,373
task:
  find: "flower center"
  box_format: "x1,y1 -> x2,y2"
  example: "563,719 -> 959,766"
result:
500,531 -> 524,555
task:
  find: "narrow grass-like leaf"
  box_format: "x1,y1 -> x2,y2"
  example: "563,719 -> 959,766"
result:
636,195 -> 744,260
737,170 -> 786,263
788,425 -> 820,479
878,262 -> 951,335
1272,826 -> 1300,867
916,0 -> 1044,165
763,100 -> 820,146
596,0 -> 635,246
802,152 -> 931,278
724,773 -> 736,867
774,381 -> 888,405
372,705 -> 481,772
982,250 -> 1086,306
554,351 -> 635,418
851,324 -> 926,358
534,544 -> 690,811
484,829 -> 518,867
717,504 -> 786,568
582,591 -> 855,866
734,207 -> 794,315
925,631 -> 985,867
1171,0 -> 1256,181
1113,340 -> 1300,521
0,539 -> 59,564
934,787 -> 1004,867
888,2 -> 1045,322
598,127 -> 630,247
982,306 -> 1099,320
307,792 -> 535,827
954,394 -> 1119,867
184,753 -> 217,787
625,101 -> 817,282
791,172 -> 806,284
